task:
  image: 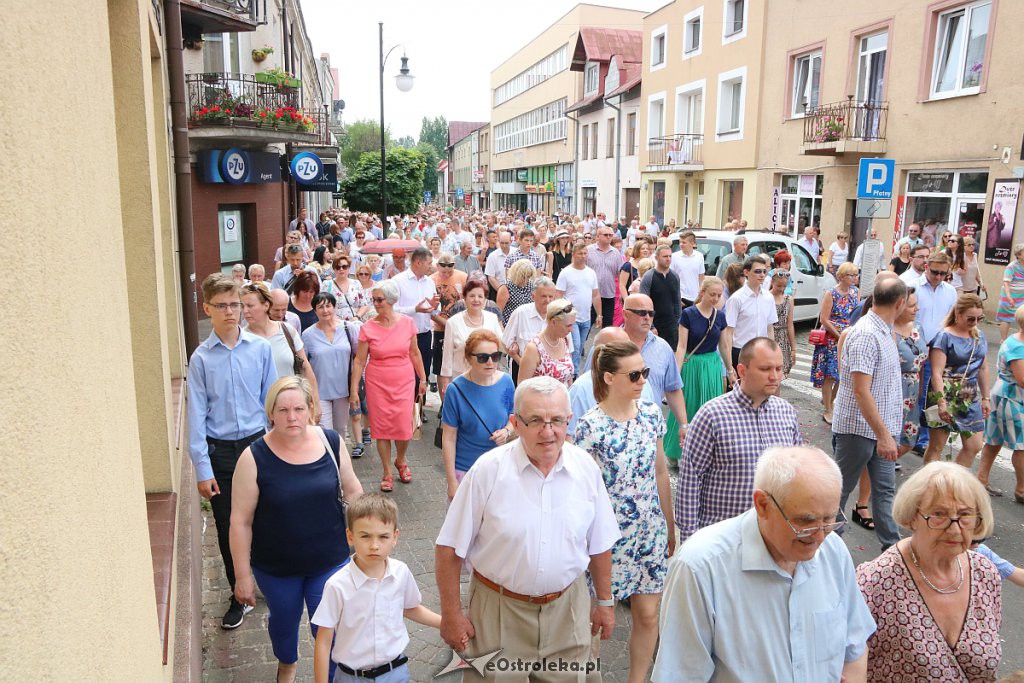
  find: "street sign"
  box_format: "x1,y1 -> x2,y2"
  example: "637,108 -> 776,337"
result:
558,180 -> 566,197
456,187 -> 465,200
856,198 -> 892,219
770,187 -> 782,233
857,158 -> 895,200
464,195 -> 471,206
424,191 -> 432,204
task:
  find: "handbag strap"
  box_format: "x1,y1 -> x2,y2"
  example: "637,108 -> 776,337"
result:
448,381 -> 497,435
684,307 -> 717,364
317,427 -> 345,503
280,322 -> 301,369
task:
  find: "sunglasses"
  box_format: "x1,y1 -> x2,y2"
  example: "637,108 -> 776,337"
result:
750,268 -> 768,275
964,315 -> 985,323
472,351 -> 504,363
928,268 -> 950,277
625,308 -> 655,317
617,367 -> 651,382
438,262 -> 455,267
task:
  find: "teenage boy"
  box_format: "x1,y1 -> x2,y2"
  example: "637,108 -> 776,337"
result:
188,273 -> 277,629
312,494 -> 443,683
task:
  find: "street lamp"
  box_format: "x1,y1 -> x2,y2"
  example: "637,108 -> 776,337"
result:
379,22 -> 414,223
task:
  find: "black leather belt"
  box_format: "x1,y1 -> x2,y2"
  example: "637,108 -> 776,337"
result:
338,654 -> 408,679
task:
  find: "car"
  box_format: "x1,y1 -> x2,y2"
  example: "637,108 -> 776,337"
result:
680,229 -> 837,322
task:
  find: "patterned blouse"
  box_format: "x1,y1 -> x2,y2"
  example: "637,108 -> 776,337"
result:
529,334 -> 574,387
856,546 -> 1002,682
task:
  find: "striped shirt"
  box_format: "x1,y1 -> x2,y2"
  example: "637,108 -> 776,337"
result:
586,244 -> 624,298
832,311 -> 902,440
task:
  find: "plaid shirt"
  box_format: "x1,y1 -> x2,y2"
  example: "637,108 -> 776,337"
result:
676,385 -> 804,541
504,248 -> 546,274
832,311 -> 902,440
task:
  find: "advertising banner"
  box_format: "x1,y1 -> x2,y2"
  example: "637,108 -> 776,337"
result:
984,179 -> 1021,266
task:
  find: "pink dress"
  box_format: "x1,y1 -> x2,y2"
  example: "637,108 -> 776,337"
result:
359,315 -> 416,440
856,546 -> 1002,682
530,335 -> 575,386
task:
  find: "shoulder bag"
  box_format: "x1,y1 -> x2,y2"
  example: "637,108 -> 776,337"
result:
280,322 -> 305,375
316,426 -> 346,509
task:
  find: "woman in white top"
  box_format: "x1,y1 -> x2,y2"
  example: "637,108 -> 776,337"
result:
320,255 -> 368,321
440,276 -> 503,396
827,232 -> 849,276
240,283 -> 320,419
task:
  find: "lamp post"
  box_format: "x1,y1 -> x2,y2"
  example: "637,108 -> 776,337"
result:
379,21 -> 414,223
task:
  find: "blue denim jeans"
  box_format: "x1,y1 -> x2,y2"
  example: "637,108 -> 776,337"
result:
916,362 -> 932,450
570,319 -> 592,375
833,433 -> 899,551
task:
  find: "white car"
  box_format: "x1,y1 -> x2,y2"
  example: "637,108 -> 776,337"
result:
680,230 -> 837,322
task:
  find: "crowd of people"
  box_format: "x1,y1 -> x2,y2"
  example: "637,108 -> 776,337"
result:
189,205 -> 1024,682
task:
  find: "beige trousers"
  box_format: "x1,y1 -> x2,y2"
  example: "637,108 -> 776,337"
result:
461,574 -> 600,683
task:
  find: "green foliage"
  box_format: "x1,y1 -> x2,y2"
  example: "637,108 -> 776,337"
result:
340,119 -> 390,173
416,143 -> 440,195
418,115 -> 448,156
341,147 -> 426,216
394,135 -> 417,149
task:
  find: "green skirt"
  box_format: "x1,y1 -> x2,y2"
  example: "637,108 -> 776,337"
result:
665,351 -> 725,461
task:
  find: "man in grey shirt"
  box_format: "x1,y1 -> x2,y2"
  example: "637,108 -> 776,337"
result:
453,237 -> 482,276
716,235 -> 749,277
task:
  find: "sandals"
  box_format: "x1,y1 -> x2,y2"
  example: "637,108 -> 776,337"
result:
1015,492 -> 1024,505
380,475 -> 394,492
822,412 -> 833,425
395,461 -> 412,484
350,444 -> 364,458
852,504 -> 875,531
984,484 -> 1005,498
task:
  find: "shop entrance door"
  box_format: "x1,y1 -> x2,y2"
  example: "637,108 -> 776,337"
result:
218,208 -> 244,276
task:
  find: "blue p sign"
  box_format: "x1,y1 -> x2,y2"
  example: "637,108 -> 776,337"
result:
857,158 -> 895,200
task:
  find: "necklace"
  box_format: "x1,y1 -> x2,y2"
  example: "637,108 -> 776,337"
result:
465,311 -> 484,327
910,543 -> 964,594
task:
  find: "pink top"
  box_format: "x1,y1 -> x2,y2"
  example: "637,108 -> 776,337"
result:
856,546 -> 1002,682
530,334 -> 574,387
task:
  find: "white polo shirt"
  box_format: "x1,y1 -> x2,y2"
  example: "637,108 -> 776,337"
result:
725,284 -> 779,349
436,439 -> 621,595
485,248 -> 511,286
310,558 -> 422,670
670,250 -> 706,301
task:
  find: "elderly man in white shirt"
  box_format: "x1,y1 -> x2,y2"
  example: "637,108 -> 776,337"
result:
436,377 -> 621,680
722,256 -> 778,382
502,276 -> 572,383
392,248 -> 440,394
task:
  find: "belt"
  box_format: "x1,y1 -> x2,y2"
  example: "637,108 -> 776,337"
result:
472,570 -> 568,605
338,654 -> 408,679
207,430 -> 264,446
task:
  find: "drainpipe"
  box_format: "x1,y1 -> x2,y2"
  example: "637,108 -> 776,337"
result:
563,111 -> 581,216
165,0 -> 199,356
603,96 -> 622,223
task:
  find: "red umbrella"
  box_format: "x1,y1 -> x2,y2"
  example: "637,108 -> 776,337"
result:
357,238 -> 422,254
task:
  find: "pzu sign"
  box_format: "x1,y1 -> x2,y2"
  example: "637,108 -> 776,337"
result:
857,158 -> 895,200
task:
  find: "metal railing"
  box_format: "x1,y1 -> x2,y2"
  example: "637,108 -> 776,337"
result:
803,97 -> 888,145
185,73 -> 331,145
205,0 -> 258,22
647,134 -> 703,166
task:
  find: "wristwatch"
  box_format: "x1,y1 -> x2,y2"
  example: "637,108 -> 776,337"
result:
594,598 -> 614,607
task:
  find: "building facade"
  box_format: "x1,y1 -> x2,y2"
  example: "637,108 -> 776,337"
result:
489,3 -> 646,216
751,0 -> 1020,295
639,0 -> 767,229
447,121 -> 488,210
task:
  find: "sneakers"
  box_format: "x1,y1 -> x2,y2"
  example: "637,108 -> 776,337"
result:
351,444 -> 364,458
221,598 -> 253,630
362,429 -> 372,445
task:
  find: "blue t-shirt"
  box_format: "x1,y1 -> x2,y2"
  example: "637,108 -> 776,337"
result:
441,373 -> 515,472
974,544 -> 1015,580
679,306 -> 727,355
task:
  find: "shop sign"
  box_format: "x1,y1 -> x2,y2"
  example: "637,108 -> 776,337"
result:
770,187 -> 781,232
544,181 -> 554,193
299,163 -> 337,192
200,149 -> 282,184
516,169 -> 529,182
525,184 -> 537,193
290,152 -> 324,186
464,195 -> 472,206
984,179 -> 1021,266
558,181 -> 566,197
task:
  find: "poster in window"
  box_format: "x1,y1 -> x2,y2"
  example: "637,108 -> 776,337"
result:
984,179 -> 1021,266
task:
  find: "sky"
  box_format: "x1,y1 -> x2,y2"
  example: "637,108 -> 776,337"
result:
300,0 -> 663,140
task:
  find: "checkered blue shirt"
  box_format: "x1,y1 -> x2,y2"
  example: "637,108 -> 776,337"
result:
676,385 -> 804,541
832,311 -> 902,440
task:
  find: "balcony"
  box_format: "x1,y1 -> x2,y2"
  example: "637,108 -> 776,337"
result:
180,0 -> 260,34
186,73 -> 333,148
646,134 -> 703,171
802,98 -> 888,156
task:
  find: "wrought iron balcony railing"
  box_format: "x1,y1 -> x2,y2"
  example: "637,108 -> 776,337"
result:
647,134 -> 703,167
803,97 -> 888,145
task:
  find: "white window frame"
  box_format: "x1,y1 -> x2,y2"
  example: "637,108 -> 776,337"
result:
722,0 -> 747,44
929,1 -> 991,100
674,79 -> 706,136
683,6 -> 704,59
790,50 -> 822,118
856,30 -> 888,105
715,67 -> 746,140
646,91 -> 667,146
584,63 -> 600,95
650,25 -> 668,72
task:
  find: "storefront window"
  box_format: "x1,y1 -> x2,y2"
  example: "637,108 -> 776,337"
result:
780,173 -> 822,232
721,180 -> 744,225
904,170 -> 988,247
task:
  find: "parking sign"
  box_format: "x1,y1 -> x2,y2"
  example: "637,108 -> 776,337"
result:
857,158 -> 895,200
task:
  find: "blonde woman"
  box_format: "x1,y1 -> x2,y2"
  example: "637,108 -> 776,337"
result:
496,259 -> 536,324
517,299 -> 576,386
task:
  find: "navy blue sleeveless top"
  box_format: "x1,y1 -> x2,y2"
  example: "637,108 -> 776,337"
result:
249,429 -> 349,576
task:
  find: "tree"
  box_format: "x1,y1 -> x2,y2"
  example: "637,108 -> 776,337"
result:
394,135 -> 416,149
340,147 -> 426,216
339,119 -> 389,173
418,115 -> 448,156
416,142 -> 439,196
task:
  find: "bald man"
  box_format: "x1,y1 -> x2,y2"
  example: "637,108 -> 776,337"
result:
268,287 -> 302,333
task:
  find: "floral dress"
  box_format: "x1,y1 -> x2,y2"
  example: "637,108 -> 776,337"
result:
772,295 -> 793,375
529,335 -> 574,387
811,286 -> 860,387
926,330 -> 987,434
574,401 -> 668,600
896,323 -> 928,448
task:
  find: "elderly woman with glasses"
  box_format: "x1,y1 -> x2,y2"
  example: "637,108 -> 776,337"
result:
574,340 -> 673,683
812,262 -> 860,424
320,255 -> 367,321
856,462 -> 1001,681
440,329 -> 515,501
517,299 -> 576,387
439,276 -> 504,399
349,280 -> 427,492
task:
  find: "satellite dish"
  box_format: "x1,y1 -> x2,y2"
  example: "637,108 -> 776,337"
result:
334,99 -> 346,111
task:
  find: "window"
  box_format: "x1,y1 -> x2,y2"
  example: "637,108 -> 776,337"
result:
723,0 -> 747,42
626,113 -> 637,156
905,170 -> 989,247
684,7 -> 703,57
856,31 -> 888,105
931,1 -> 991,99
647,94 -> 666,143
675,81 -> 705,135
606,118 -> 616,158
651,25 -> 667,70
203,33 -> 240,73
716,68 -> 745,138
581,125 -> 589,160
494,98 -> 567,153
721,180 -> 743,224
590,123 -> 599,160
791,51 -> 822,117
585,63 -> 600,94
493,45 -> 569,106
780,174 -> 823,232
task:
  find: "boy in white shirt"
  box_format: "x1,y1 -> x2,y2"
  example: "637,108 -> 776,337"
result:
312,494 -> 444,683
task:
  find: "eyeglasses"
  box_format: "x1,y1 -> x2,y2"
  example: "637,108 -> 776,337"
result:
768,493 -> 845,538
928,268 -> 950,277
515,414 -> 569,430
918,510 -> 980,531
208,302 -> 242,312
371,297 -> 387,304
625,308 -> 655,317
964,315 -> 985,323
357,271 -> 371,277
618,367 -> 651,382
472,351 -> 504,363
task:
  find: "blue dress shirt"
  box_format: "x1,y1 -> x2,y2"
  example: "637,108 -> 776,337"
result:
582,332 -> 682,403
653,509 -> 875,683
187,328 -> 277,481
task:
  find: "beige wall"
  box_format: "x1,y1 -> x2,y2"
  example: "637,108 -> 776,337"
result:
0,0 -> 185,678
754,0 -> 1023,296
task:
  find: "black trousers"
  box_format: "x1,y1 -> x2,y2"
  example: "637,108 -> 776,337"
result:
656,321 -> 679,353
208,430 -> 265,591
511,360 -> 521,386
416,331 -> 433,393
600,297 -> 616,328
